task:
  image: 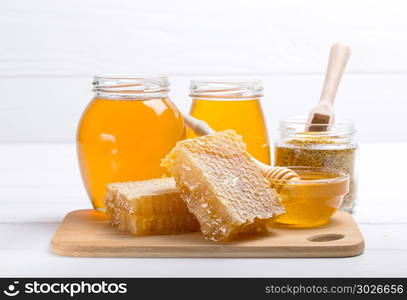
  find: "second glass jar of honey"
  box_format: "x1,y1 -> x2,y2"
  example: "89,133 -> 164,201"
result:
188,78 -> 270,164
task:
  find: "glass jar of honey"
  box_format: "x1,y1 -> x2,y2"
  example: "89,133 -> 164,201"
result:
188,78 -> 270,164
77,74 -> 185,211
274,116 -> 358,212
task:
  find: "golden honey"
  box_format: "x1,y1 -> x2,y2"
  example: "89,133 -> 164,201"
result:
104,178 -> 199,235
274,117 -> 358,211
188,79 -> 270,164
270,167 -> 350,228
77,75 -> 184,211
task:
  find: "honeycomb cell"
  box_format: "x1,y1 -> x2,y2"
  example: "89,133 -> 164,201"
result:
104,178 -> 199,235
162,130 -> 284,241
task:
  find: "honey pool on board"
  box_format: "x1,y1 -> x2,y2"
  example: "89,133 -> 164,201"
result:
271,169 -> 350,228
77,97 -> 185,211
187,99 -> 271,164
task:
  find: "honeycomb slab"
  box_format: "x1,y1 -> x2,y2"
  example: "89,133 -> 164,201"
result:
162,130 -> 285,241
104,178 -> 199,235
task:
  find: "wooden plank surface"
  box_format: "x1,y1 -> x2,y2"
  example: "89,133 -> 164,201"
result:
1,143 -> 406,277
1,143 -> 406,224
51,210 -> 364,258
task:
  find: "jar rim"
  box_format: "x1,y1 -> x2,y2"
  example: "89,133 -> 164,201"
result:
268,166 -> 350,185
190,77 -> 263,99
93,73 -> 169,100
279,115 -> 355,136
94,73 -> 168,81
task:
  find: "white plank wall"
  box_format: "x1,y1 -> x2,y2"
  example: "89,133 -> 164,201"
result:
1,1 -> 407,277
0,74 -> 406,143
1,0 -> 407,142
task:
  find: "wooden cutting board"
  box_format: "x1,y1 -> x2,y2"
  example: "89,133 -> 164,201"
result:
51,209 -> 364,258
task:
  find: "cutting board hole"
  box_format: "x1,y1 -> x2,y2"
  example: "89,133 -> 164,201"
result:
307,233 -> 345,242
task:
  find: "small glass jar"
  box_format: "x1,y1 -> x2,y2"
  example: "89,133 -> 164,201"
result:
188,78 -> 270,164
77,74 -> 185,211
274,116 -> 358,212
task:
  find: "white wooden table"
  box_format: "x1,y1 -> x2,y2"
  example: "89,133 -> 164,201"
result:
1,143 -> 406,277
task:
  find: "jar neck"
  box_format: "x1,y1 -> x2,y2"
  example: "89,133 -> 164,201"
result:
189,78 -> 263,100
93,74 -> 169,100
279,117 -> 355,144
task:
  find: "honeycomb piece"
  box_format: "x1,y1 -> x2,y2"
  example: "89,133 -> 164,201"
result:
104,178 -> 199,235
161,130 -> 285,241
106,206 -> 199,235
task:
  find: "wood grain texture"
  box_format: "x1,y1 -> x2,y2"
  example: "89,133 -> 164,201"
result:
2,222 -> 406,276
1,1 -> 407,143
51,210 -> 364,258
1,0 -> 407,76
1,143 -> 406,277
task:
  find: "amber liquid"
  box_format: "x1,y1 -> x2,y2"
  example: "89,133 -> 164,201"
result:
77,97 -> 185,211
273,172 -> 349,228
187,99 -> 270,164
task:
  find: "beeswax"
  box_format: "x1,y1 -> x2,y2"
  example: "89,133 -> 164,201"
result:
162,130 -> 284,241
104,178 -> 199,235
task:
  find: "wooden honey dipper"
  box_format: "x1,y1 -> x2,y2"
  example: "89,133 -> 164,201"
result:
306,43 -> 351,132
183,114 -> 299,191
